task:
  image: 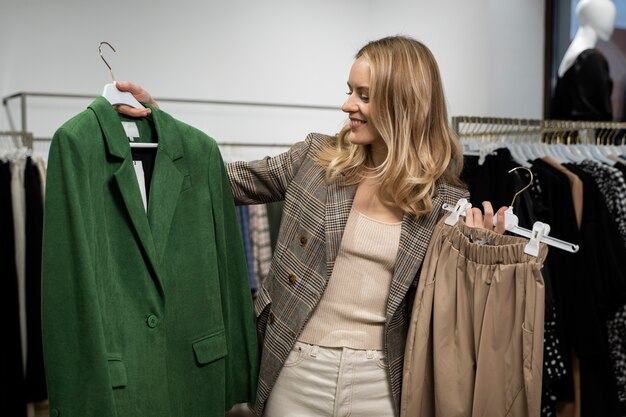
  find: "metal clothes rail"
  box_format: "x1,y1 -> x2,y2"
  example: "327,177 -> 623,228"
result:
28,136 -> 292,150
452,115 -> 626,145
2,91 -> 341,135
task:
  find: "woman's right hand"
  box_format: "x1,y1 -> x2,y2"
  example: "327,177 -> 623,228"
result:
114,81 -> 159,118
465,201 -> 507,234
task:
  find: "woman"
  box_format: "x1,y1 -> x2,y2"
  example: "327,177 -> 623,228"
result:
117,35 -> 505,416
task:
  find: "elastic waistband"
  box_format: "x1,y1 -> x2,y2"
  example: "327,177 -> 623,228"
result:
442,219 -> 548,265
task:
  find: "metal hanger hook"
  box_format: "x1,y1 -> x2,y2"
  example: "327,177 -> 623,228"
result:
508,166 -> 533,207
99,41 -> 117,82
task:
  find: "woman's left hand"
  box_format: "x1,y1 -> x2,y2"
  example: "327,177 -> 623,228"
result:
465,201 -> 507,234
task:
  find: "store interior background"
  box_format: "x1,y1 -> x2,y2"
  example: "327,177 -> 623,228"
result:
2,0 -> 626,157
2,1 -> 626,416
1,0 -> 547,162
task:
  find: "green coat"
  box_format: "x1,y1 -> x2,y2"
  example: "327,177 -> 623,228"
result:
42,97 -> 258,417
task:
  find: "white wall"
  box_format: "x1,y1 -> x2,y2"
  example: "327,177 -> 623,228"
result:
0,0 -> 545,160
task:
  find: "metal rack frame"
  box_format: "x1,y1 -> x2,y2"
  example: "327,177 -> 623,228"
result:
2,91 -> 341,145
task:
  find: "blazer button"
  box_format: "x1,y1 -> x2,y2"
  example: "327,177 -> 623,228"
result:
269,312 -> 275,325
50,409 -> 60,417
299,235 -> 308,246
288,273 -> 297,285
147,314 -> 159,328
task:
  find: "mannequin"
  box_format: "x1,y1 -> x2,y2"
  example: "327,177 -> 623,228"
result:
552,0 -> 616,121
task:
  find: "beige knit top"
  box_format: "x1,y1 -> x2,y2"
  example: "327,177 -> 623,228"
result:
298,207 -> 402,350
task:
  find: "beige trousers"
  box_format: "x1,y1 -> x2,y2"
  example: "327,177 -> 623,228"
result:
401,218 -> 548,417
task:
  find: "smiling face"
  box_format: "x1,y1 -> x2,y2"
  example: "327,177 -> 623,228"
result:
342,57 -> 385,152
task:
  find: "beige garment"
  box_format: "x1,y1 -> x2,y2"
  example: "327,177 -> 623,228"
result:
299,207 -> 401,350
36,157 -> 46,199
10,158 -> 27,372
401,217 -> 547,417
541,156 -> 584,230
608,153 -> 626,166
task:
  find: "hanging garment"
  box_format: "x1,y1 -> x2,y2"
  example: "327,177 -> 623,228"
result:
235,205 -> 256,293
462,151 -> 579,414
0,161 -> 27,417
24,157 -> 46,402
42,97 -> 258,417
36,157 -> 46,199
528,159 -> 580,415
461,148 -> 518,210
561,163 -> 625,416
249,204 -> 272,292
570,160 -> 626,414
10,158 -> 27,372
401,217 -> 548,417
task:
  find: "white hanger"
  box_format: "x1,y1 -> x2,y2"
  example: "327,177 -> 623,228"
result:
443,199 -> 579,256
128,143 -> 158,149
461,139 -> 498,165
536,142 -> 564,163
553,143 -> 578,162
99,42 -> 145,110
442,167 -> 579,256
506,143 -> 532,167
99,42 -> 158,149
520,142 -> 539,161
581,143 -> 615,165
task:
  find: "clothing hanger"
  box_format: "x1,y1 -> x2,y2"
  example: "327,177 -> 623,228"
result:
535,142 -> 564,163
0,134 -> 31,162
580,143 -> 615,165
99,42 -> 157,149
99,42 -> 145,110
506,143 -> 532,167
443,166 -> 579,256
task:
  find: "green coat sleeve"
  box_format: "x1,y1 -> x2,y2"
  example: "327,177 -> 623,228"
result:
42,127 -> 119,416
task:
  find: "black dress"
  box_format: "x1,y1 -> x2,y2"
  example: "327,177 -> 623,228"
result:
551,48 -> 613,121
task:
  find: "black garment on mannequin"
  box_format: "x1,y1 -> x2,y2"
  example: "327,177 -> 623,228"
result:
552,48 -> 613,121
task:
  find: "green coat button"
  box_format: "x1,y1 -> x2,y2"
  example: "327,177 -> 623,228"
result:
50,409 -> 60,417
147,315 -> 159,328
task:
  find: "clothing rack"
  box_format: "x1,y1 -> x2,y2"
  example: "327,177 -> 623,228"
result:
0,131 -> 34,149
452,115 -> 626,145
2,91 -> 341,135
24,136 -> 291,151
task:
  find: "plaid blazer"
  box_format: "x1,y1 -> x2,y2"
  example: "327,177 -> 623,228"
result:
227,133 -> 468,416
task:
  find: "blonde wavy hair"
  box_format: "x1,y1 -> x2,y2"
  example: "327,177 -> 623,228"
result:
317,36 -> 465,217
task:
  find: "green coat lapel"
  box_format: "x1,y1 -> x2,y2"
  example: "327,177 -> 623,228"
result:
89,98 -> 188,277
90,98 -> 160,279
146,108 -> 186,263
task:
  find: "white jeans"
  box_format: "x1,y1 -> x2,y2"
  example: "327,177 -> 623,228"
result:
264,341 -> 395,417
